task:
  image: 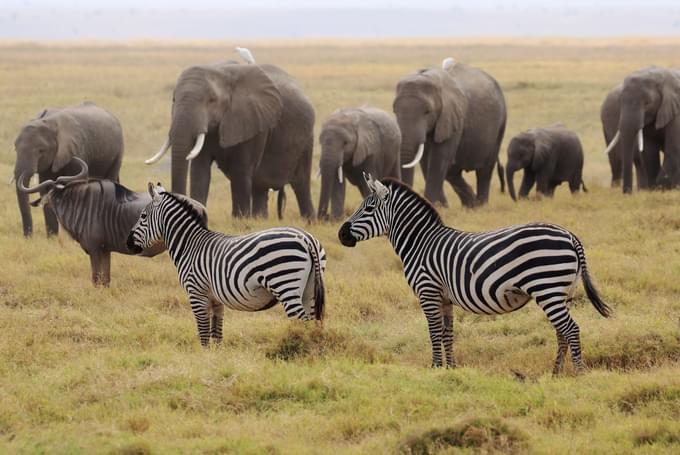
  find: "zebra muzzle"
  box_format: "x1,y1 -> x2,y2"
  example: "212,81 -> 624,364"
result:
338,222 -> 357,247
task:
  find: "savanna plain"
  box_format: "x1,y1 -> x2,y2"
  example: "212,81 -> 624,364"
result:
1,39 -> 680,454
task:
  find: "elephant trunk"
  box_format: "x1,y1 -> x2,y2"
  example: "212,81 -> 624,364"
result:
619,110 -> 645,194
399,137 -> 425,186
318,154 -> 345,221
14,158 -> 37,236
169,111 -> 206,196
506,165 -> 518,202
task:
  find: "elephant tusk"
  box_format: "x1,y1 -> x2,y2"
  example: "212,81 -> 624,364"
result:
8,175 -> 15,185
637,129 -> 644,152
185,133 -> 206,161
604,131 -> 620,154
402,143 -> 424,169
316,167 -> 321,180
337,166 -> 344,184
145,138 -> 171,165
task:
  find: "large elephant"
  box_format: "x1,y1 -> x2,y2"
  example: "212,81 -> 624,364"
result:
393,62 -> 507,208
13,102 -> 123,237
145,62 -> 315,219
604,66 -> 680,193
317,106 -> 401,220
505,125 -> 586,201
601,84 -> 664,189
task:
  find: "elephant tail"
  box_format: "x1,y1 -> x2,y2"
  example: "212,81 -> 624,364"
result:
572,234 -> 611,318
496,159 -> 506,193
277,188 -> 286,220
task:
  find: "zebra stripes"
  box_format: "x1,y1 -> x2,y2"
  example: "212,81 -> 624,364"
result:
339,176 -> 610,373
128,184 -> 326,346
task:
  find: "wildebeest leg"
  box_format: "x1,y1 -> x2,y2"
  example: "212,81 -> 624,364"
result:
99,250 -> 111,288
40,188 -> 59,237
189,294 -> 211,346
442,302 -> 455,368
89,250 -> 102,286
210,300 -> 224,344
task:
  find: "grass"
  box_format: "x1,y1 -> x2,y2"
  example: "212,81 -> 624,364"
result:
1,38 -> 680,454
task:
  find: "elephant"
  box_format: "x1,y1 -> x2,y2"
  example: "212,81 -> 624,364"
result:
13,102 -> 123,237
317,106 -> 401,220
505,125 -> 587,201
393,61 -> 507,208
603,66 -> 680,193
145,61 -> 315,219
601,83 -> 664,189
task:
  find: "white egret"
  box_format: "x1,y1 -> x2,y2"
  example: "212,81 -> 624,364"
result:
234,47 -> 256,64
442,57 -> 456,71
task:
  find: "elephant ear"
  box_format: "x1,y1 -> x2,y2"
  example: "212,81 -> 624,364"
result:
352,112 -> 380,167
50,114 -> 84,173
218,65 -> 284,149
655,72 -> 680,130
531,132 -> 550,172
434,70 -> 466,144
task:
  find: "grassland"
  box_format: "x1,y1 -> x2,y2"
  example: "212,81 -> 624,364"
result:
1,39 -> 680,454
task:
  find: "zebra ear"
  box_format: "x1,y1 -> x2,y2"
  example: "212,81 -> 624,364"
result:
148,182 -> 162,201
373,180 -> 389,200
363,171 -> 376,192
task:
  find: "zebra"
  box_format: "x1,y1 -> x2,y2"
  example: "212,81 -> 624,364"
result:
127,183 -> 326,346
338,174 -> 611,373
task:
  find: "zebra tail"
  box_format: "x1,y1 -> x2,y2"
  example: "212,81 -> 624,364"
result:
277,189 -> 286,220
497,159 -> 506,193
303,234 -> 326,322
573,236 -> 611,318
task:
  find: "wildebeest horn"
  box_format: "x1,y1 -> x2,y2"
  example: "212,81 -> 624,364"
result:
402,143 -> 424,168
17,173 -> 55,194
185,133 -> 206,161
55,157 -> 88,184
604,131 -> 620,154
145,138 -> 171,165
637,129 -> 644,152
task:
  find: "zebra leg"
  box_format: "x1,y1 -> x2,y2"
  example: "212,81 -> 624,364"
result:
537,295 -> 584,374
262,277 -> 308,320
189,294 -> 211,346
442,303 -> 455,368
552,331 -> 569,375
421,297 -> 444,367
210,300 -> 224,344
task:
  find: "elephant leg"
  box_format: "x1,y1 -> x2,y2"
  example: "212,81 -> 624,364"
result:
251,186 -> 269,218
230,173 -> 253,218
474,164 -> 494,206
446,168 -> 474,208
291,179 -> 315,220
642,146 -> 661,189
633,152 -> 648,190
39,183 -> 58,237
535,172 -> 552,197
401,167 -> 415,187
608,150 -> 622,187
189,153 -> 212,205
519,169 -> 536,198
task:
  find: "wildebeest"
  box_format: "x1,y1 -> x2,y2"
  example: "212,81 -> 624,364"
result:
18,158 -> 207,286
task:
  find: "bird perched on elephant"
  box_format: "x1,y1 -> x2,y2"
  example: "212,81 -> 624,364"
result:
505,125 -> 586,201
13,102 -> 123,237
145,61 -> 315,220
18,158 -> 207,287
317,106 -> 401,220
393,61 -> 506,208
602,66 -> 680,193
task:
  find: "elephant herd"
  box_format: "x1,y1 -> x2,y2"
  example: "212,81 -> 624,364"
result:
12,58 -> 680,243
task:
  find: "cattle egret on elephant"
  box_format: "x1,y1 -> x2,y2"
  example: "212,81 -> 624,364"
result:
235,47 -> 256,64
442,57 -> 456,70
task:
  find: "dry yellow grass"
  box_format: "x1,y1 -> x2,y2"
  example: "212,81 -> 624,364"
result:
1,39 -> 680,454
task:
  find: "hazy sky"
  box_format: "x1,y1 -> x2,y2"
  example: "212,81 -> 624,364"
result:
3,0 -> 677,9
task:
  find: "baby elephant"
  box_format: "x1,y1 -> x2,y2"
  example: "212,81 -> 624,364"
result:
318,106 -> 401,220
506,125 -> 587,200
18,158 -> 206,286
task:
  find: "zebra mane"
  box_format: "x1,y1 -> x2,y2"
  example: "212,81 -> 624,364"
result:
163,192 -> 208,229
381,178 -> 443,225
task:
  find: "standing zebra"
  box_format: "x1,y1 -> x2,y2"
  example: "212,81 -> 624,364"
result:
127,183 -> 326,346
338,175 -> 611,373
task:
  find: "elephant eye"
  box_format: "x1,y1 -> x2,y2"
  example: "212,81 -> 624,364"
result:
425,109 -> 431,115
